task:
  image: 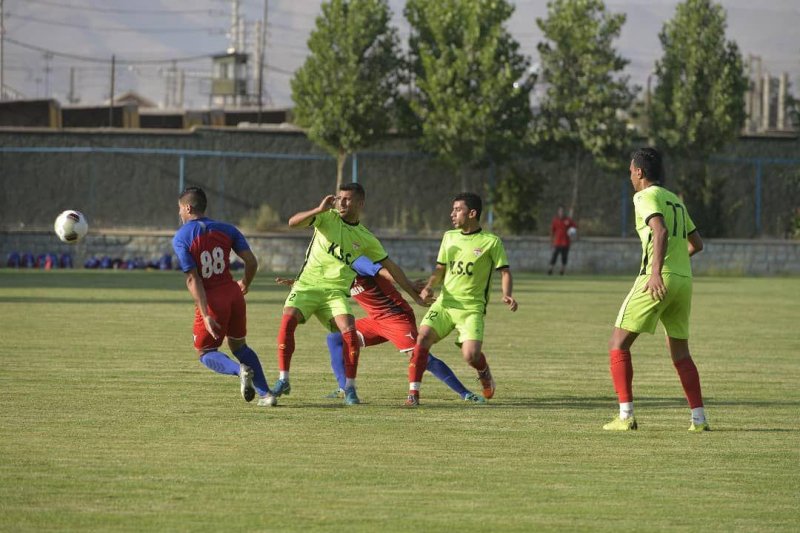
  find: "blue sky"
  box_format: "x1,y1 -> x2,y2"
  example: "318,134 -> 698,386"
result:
3,0 -> 798,109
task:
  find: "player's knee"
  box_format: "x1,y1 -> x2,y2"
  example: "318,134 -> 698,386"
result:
416,332 -> 435,348
461,349 -> 480,363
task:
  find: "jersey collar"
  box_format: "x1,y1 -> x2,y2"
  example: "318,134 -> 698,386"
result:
461,227 -> 482,236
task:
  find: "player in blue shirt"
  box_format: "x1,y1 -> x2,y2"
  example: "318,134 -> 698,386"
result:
172,187 -> 274,406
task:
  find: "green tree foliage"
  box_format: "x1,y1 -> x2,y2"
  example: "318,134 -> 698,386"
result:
404,0 -> 533,171
535,0 -> 636,213
649,0 -> 748,236
291,0 -> 402,189
492,163 -> 544,234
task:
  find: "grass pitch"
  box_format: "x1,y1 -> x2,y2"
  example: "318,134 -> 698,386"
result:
1,271 -> 798,532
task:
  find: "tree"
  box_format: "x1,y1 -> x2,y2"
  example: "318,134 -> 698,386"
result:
535,0 -> 637,214
291,0 -> 402,189
404,0 -> 533,174
649,0 -> 748,236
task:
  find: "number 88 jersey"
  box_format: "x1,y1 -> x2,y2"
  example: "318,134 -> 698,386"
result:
172,217 -> 251,290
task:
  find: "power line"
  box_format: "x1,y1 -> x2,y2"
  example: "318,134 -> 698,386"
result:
5,37 -> 216,65
7,13 -> 225,33
22,0 -> 225,15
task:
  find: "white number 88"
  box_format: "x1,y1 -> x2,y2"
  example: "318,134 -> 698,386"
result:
200,247 -> 226,278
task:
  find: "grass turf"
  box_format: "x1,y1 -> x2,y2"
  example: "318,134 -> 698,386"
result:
1,270 -> 798,532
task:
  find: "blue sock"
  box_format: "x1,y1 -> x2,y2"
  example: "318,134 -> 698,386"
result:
326,332 -> 346,390
427,353 -> 470,399
199,351 -> 240,376
233,345 -> 270,397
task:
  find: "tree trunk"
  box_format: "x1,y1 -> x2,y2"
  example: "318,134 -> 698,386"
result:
336,149 -> 347,192
569,151 -> 580,216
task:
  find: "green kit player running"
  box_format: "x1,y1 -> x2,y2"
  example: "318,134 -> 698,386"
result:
272,182 -> 427,406
604,147 -> 709,432
406,192 -> 518,406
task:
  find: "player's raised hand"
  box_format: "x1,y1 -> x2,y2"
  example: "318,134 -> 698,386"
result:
202,315 -> 222,339
319,195 -> 337,211
643,274 -> 667,301
274,277 -> 295,287
503,295 -> 518,312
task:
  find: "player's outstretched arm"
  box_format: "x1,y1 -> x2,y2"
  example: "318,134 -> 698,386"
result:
643,215 -> 668,301
688,230 -> 704,257
237,249 -> 258,295
288,195 -> 336,228
380,258 -> 430,307
185,269 -> 221,339
499,267 -> 518,312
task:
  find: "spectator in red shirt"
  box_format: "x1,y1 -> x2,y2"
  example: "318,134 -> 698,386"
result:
548,206 -> 577,275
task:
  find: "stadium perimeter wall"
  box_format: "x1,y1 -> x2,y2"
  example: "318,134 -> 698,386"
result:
2,231 -> 798,276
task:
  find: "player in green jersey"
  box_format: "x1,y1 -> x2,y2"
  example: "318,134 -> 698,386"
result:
604,147 -> 709,432
271,182 -> 428,406
405,192 -> 518,406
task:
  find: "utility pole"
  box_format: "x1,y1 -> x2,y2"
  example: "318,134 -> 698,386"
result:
0,0 -> 5,101
43,52 -> 53,98
109,54 -> 116,127
257,0 -> 268,123
177,68 -> 185,108
229,0 -> 240,53
67,66 -> 76,103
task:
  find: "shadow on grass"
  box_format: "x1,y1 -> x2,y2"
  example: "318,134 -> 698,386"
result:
490,396 -> 800,409
0,296 -> 290,305
0,296 -> 187,305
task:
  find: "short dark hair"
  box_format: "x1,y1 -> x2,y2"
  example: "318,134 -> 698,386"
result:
339,182 -> 365,200
179,186 -> 207,213
631,147 -> 664,183
454,192 -> 482,220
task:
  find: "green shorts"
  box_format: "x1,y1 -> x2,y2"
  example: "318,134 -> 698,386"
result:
420,300 -> 485,345
615,273 -> 692,339
284,283 -> 352,332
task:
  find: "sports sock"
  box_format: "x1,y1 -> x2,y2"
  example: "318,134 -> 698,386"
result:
199,351 -> 240,376
344,378 -> 356,390
341,329 -> 360,379
619,402 -> 634,420
409,344 -> 429,391
674,356 -> 704,409
233,345 -> 269,397
691,407 -> 706,425
326,332 -> 346,390
277,314 -> 298,372
609,349 -> 633,404
469,352 -> 489,373
426,353 -> 469,398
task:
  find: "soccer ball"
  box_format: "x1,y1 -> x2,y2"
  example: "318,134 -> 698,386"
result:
54,210 -> 89,243
567,226 -> 577,239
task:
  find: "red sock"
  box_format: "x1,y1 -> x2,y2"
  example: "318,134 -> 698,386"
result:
674,357 -> 703,408
342,329 -> 360,379
409,344 -> 429,386
609,349 -> 633,403
469,352 -> 488,372
277,314 -> 297,371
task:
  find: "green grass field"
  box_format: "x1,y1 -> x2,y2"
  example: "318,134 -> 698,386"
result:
1,270 -> 798,532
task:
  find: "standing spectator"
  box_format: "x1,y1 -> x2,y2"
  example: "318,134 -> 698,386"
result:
548,206 -> 577,275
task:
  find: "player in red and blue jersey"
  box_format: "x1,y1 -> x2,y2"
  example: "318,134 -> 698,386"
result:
172,187 -> 274,406
279,256 -> 484,403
